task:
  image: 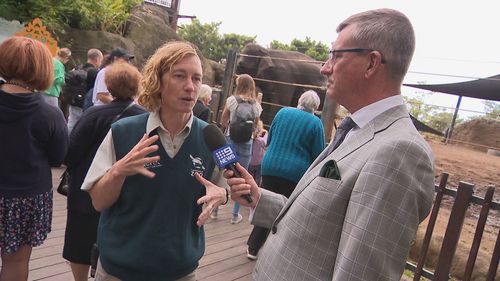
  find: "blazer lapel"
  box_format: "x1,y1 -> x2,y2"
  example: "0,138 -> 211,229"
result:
332,124 -> 374,161
273,105 -> 411,224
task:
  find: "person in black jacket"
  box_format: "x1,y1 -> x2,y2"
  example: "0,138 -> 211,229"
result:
192,84 -> 212,122
67,48 -> 104,134
62,61 -> 146,281
0,36 -> 69,281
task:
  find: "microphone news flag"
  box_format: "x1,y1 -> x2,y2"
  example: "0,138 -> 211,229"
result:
203,124 -> 253,203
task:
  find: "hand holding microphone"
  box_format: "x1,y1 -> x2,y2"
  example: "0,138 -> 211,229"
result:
223,162 -> 261,207
203,124 -> 258,205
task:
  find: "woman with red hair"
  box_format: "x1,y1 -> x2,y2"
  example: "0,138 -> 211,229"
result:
0,36 -> 68,281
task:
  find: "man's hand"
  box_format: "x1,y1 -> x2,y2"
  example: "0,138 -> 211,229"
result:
195,173 -> 226,227
111,134 -> 160,179
224,163 -> 261,208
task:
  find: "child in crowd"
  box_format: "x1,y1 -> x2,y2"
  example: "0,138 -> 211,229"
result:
248,120 -> 267,186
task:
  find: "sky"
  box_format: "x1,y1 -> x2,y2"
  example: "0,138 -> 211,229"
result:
178,0 -> 500,119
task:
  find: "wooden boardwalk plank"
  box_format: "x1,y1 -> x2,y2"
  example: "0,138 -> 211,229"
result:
1,167 -> 256,280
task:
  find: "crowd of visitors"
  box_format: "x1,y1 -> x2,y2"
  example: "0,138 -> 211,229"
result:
0,8 -> 433,280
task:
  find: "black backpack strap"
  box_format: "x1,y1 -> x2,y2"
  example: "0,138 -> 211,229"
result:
112,101 -> 135,123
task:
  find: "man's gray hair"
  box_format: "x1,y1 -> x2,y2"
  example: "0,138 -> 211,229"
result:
337,8 -> 415,83
297,90 -> 320,113
87,48 -> 103,61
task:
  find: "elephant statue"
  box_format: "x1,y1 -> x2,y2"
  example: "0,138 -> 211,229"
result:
236,43 -> 329,127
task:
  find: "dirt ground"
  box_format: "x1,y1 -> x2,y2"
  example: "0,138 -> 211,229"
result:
431,139 -> 500,221
408,139 -> 500,280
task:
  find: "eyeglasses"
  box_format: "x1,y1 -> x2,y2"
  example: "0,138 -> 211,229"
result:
328,48 -> 386,64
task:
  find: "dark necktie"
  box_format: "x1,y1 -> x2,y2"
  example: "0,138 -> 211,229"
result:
329,116 -> 356,152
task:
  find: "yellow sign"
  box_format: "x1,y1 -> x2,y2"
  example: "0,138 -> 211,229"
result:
15,18 -> 58,56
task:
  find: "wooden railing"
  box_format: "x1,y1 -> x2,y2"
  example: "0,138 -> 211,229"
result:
405,173 -> 500,280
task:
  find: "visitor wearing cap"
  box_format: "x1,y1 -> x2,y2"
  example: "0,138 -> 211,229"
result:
91,48 -> 134,106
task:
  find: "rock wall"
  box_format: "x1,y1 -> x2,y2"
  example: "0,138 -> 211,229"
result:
55,2 -> 223,86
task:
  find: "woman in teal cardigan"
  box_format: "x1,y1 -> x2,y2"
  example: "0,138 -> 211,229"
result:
245,90 -> 325,260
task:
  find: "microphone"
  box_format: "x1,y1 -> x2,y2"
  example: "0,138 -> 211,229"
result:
203,124 -> 253,203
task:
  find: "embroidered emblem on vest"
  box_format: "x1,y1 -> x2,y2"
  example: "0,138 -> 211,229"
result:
190,154 -> 206,176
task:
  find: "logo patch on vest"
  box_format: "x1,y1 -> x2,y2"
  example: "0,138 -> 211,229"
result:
190,154 -> 206,176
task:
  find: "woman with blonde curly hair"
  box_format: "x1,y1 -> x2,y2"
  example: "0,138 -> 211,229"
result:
81,41 -> 227,280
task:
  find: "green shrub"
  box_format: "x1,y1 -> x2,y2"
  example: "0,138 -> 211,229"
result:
0,0 -> 142,35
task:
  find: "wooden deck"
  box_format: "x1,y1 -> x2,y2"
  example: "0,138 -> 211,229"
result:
2,168 -> 433,281
17,167 -> 256,280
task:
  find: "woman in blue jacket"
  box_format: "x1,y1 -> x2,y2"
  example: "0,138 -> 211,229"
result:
246,90 -> 325,259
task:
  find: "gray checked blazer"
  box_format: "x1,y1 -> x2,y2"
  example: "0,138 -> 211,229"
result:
251,105 -> 435,281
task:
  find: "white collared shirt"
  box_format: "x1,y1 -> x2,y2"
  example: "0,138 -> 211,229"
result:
345,95 -> 405,141
81,111 -> 193,191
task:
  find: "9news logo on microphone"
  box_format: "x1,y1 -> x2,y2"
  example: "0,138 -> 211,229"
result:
213,144 -> 239,168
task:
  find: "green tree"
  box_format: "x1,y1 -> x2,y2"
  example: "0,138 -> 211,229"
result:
73,0 -> 141,34
426,111 -> 462,133
270,37 -> 329,61
269,40 -> 295,51
404,93 -> 465,132
179,19 -> 222,60
291,37 -> 329,61
219,33 -> 256,61
0,0 -> 141,35
179,20 -> 255,62
403,94 -> 433,121
0,0 -> 69,32
484,100 -> 500,120
179,20 -> 329,61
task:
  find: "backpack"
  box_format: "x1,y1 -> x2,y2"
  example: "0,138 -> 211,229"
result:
82,87 -> 94,111
63,65 -> 92,108
229,97 -> 256,143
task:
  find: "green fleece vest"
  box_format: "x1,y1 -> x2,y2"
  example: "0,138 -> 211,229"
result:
98,113 -> 214,281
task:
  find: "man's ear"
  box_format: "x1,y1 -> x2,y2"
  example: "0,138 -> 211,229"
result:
365,51 -> 383,78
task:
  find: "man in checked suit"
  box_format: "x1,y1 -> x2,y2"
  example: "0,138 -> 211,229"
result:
225,8 -> 435,281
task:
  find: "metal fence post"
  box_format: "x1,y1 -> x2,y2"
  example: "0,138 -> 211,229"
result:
215,49 -> 237,124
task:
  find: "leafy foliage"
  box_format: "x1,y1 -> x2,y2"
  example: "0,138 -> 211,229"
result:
404,94 -> 434,121
426,111 -> 461,133
269,40 -> 294,51
270,37 -> 329,61
484,101 -> 500,120
178,19 -> 255,62
179,20 -> 329,62
404,93 -> 465,133
0,0 -> 141,35
221,33 -> 256,58
72,0 -> 142,34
